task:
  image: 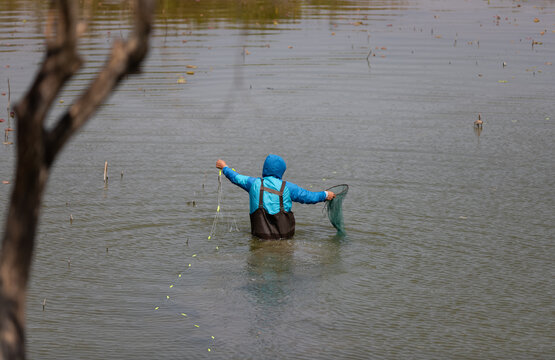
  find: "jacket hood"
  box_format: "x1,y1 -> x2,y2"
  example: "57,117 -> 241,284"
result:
262,154 -> 286,179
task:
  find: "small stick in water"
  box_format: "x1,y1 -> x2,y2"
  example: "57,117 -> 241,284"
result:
7,78 -> 11,126
5,78 -> 11,143
474,113 -> 483,128
104,161 -> 108,183
42,298 -> 47,311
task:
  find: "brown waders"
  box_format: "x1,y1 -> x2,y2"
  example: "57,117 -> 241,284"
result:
250,179 -> 295,240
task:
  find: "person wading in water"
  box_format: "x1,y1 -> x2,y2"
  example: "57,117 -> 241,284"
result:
216,154 -> 335,240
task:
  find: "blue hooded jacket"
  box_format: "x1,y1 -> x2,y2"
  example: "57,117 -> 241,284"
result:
222,154 -> 327,215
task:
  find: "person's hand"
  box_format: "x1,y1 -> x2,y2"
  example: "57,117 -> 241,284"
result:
216,159 -> 227,169
326,191 -> 336,201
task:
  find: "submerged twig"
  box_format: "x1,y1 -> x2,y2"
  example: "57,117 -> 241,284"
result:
7,78 -> 10,129
5,78 -> 11,144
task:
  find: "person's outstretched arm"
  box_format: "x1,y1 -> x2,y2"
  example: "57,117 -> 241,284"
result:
286,181 -> 335,204
216,159 -> 256,192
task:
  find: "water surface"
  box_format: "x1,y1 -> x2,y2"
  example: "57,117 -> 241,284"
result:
0,0 -> 554,358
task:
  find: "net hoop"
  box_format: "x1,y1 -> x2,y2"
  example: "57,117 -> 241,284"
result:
326,184 -> 349,197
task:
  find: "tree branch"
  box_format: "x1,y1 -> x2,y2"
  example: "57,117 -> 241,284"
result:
45,0 -> 155,167
15,0 -> 81,134
1,1 -> 155,358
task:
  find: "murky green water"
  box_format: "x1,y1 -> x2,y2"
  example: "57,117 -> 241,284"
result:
1,0 -> 554,358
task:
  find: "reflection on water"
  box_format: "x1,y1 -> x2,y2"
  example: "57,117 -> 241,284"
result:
246,239 -> 295,307
0,0 -> 554,359
474,126 -> 482,138
244,239 -> 296,352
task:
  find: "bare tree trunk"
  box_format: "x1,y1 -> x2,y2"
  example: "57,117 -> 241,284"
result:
0,1 -> 154,358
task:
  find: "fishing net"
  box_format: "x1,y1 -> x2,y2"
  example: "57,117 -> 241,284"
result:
324,184 -> 348,236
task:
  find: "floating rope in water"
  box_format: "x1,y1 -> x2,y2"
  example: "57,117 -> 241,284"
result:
153,252 -> 217,353
152,170 -> 234,353
208,169 -> 240,239
208,170 -> 223,240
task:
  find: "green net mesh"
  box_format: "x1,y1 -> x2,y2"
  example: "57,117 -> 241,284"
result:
324,184 -> 348,236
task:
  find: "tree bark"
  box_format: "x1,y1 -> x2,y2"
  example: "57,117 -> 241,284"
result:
0,1 -> 154,358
